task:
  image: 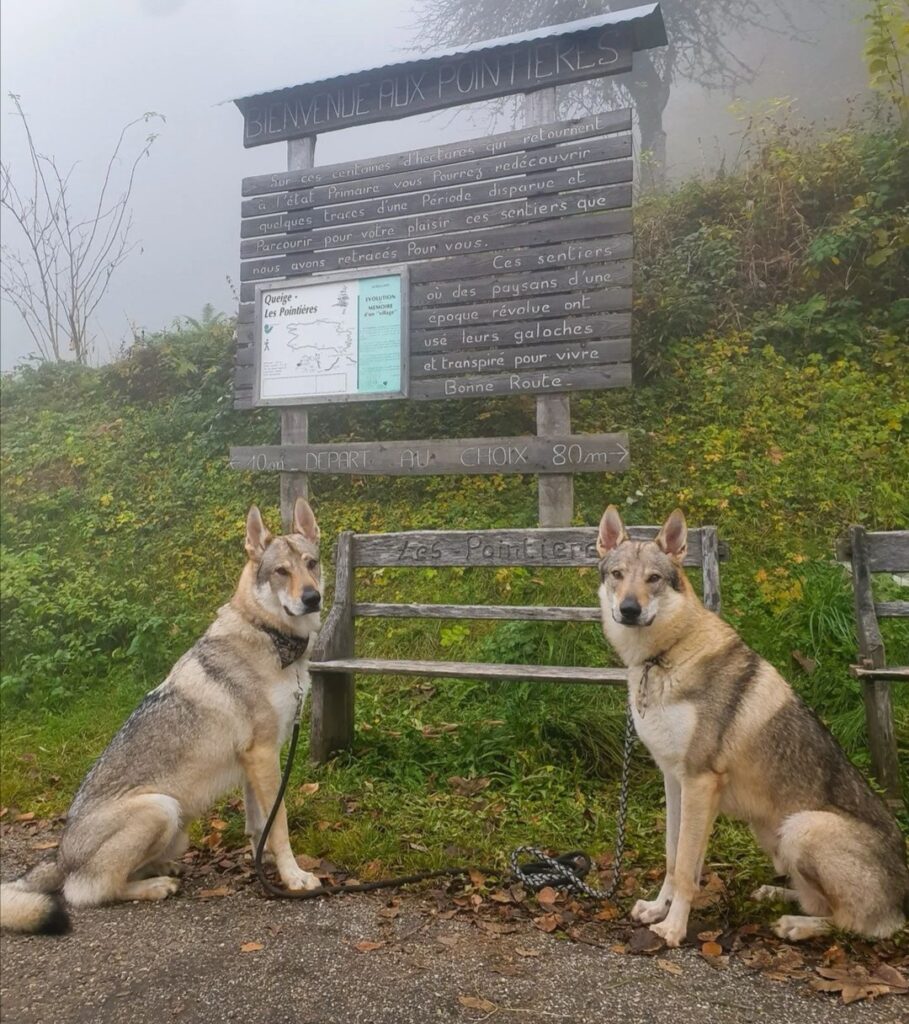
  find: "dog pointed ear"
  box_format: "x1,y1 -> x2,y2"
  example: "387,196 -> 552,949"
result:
292,497 -> 320,544
656,508 -> 688,560
245,505 -> 272,562
597,505 -> 629,556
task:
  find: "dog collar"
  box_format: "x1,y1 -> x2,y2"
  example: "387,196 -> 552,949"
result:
636,653 -> 669,718
259,624 -> 309,668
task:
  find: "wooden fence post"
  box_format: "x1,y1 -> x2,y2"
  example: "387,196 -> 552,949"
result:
850,526 -> 903,804
279,135 -> 316,530
524,87 -> 573,528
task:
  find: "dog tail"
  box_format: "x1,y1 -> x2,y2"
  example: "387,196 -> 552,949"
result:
0,861 -> 70,935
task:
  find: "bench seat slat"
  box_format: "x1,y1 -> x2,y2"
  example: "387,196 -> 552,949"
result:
353,602 -> 601,622
311,657 -> 628,685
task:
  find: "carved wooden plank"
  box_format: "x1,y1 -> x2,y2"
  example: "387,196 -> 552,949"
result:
411,260 -> 632,307
309,531 -> 356,762
240,209 -> 632,281
410,313 -> 632,354
409,233 -> 633,284
352,527 -> 720,568
410,363 -> 631,400
308,657 -> 628,685
410,338 -> 630,377
353,602 -> 602,622
237,235 -> 634,301
242,157 -> 633,229
410,287 -> 631,331
240,182 -> 632,258
229,433 -> 630,476
241,110 -> 631,197
238,29 -> 634,145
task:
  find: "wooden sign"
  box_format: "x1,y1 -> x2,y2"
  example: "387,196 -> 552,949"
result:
236,27 -> 636,146
230,433 -> 630,476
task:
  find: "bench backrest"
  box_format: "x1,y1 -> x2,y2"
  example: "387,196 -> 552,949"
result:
332,525 -> 728,620
837,527 -> 909,666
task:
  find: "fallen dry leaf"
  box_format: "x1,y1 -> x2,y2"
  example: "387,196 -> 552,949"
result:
354,940 -> 384,953
514,947 -> 541,958
872,962 -> 908,990
458,995 -> 496,1012
656,958 -> 684,976
609,943 -> 628,955
15,812 -> 35,822
701,941 -> 724,959
32,840 -> 58,850
437,935 -> 459,948
209,818 -> 228,831
532,913 -> 561,933
468,869 -> 487,887
535,886 -> 558,906
299,782 -> 320,796
239,941 -> 263,953
197,886 -> 231,898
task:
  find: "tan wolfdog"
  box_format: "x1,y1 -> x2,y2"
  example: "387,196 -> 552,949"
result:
596,505 -> 908,947
1,499 -> 323,934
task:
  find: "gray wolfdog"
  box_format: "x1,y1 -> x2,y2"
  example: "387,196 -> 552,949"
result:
1,498 -> 324,934
597,505 -> 908,946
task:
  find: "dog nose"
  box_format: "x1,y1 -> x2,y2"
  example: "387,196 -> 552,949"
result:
302,587 -> 321,612
619,598 -> 641,620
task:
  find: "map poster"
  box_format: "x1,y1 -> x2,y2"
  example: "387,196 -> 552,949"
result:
254,268 -> 407,405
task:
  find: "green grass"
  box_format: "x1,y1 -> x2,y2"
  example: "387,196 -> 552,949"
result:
2,117 -> 908,899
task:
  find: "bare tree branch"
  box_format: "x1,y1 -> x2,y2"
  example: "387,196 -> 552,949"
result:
0,94 -> 163,364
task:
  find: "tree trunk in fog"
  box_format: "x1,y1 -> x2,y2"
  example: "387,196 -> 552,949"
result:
630,52 -> 671,188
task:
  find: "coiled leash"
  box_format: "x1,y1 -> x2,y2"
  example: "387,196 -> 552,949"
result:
255,687 -> 636,903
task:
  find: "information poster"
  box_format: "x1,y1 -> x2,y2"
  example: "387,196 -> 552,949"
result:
256,271 -> 406,404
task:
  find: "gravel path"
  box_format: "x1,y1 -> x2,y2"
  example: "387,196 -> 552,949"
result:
2,828 -> 905,1024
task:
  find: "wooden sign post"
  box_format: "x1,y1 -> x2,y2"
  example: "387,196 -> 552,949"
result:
228,4 -> 668,547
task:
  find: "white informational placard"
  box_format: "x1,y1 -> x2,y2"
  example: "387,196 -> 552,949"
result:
254,268 -> 408,405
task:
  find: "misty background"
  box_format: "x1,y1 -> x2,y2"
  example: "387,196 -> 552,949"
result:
0,0 -> 866,370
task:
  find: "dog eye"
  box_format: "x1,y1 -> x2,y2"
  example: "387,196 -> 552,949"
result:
306,558 -> 318,571
647,573 -> 661,584
611,570 -> 623,580
275,567 -> 290,577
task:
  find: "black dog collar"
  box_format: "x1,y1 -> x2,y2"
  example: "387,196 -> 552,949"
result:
259,624 -> 309,668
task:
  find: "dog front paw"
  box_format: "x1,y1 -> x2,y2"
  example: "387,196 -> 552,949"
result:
281,865 -> 322,892
649,918 -> 686,948
631,897 -> 671,924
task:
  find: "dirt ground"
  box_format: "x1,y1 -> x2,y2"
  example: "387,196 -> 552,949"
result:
1,822 -> 906,1024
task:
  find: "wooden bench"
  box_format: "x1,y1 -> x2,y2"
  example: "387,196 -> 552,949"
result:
837,527 -> 909,805
308,525 -> 727,762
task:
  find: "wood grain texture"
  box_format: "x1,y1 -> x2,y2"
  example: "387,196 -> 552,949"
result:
409,363 -> 631,401
229,434 -> 630,477
351,526 -> 723,568
309,531 -> 356,762
352,602 -> 602,622
308,657 -> 628,685
242,158 -> 633,232
239,209 -> 632,281
241,110 -> 631,197
847,525 -> 903,804
238,30 -> 632,145
411,260 -> 632,307
836,529 -> 909,572
239,181 -> 632,258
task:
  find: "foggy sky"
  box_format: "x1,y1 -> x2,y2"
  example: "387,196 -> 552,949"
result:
0,1 -> 866,370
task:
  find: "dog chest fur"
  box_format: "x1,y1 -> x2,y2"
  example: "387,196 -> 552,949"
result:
629,679 -> 698,775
